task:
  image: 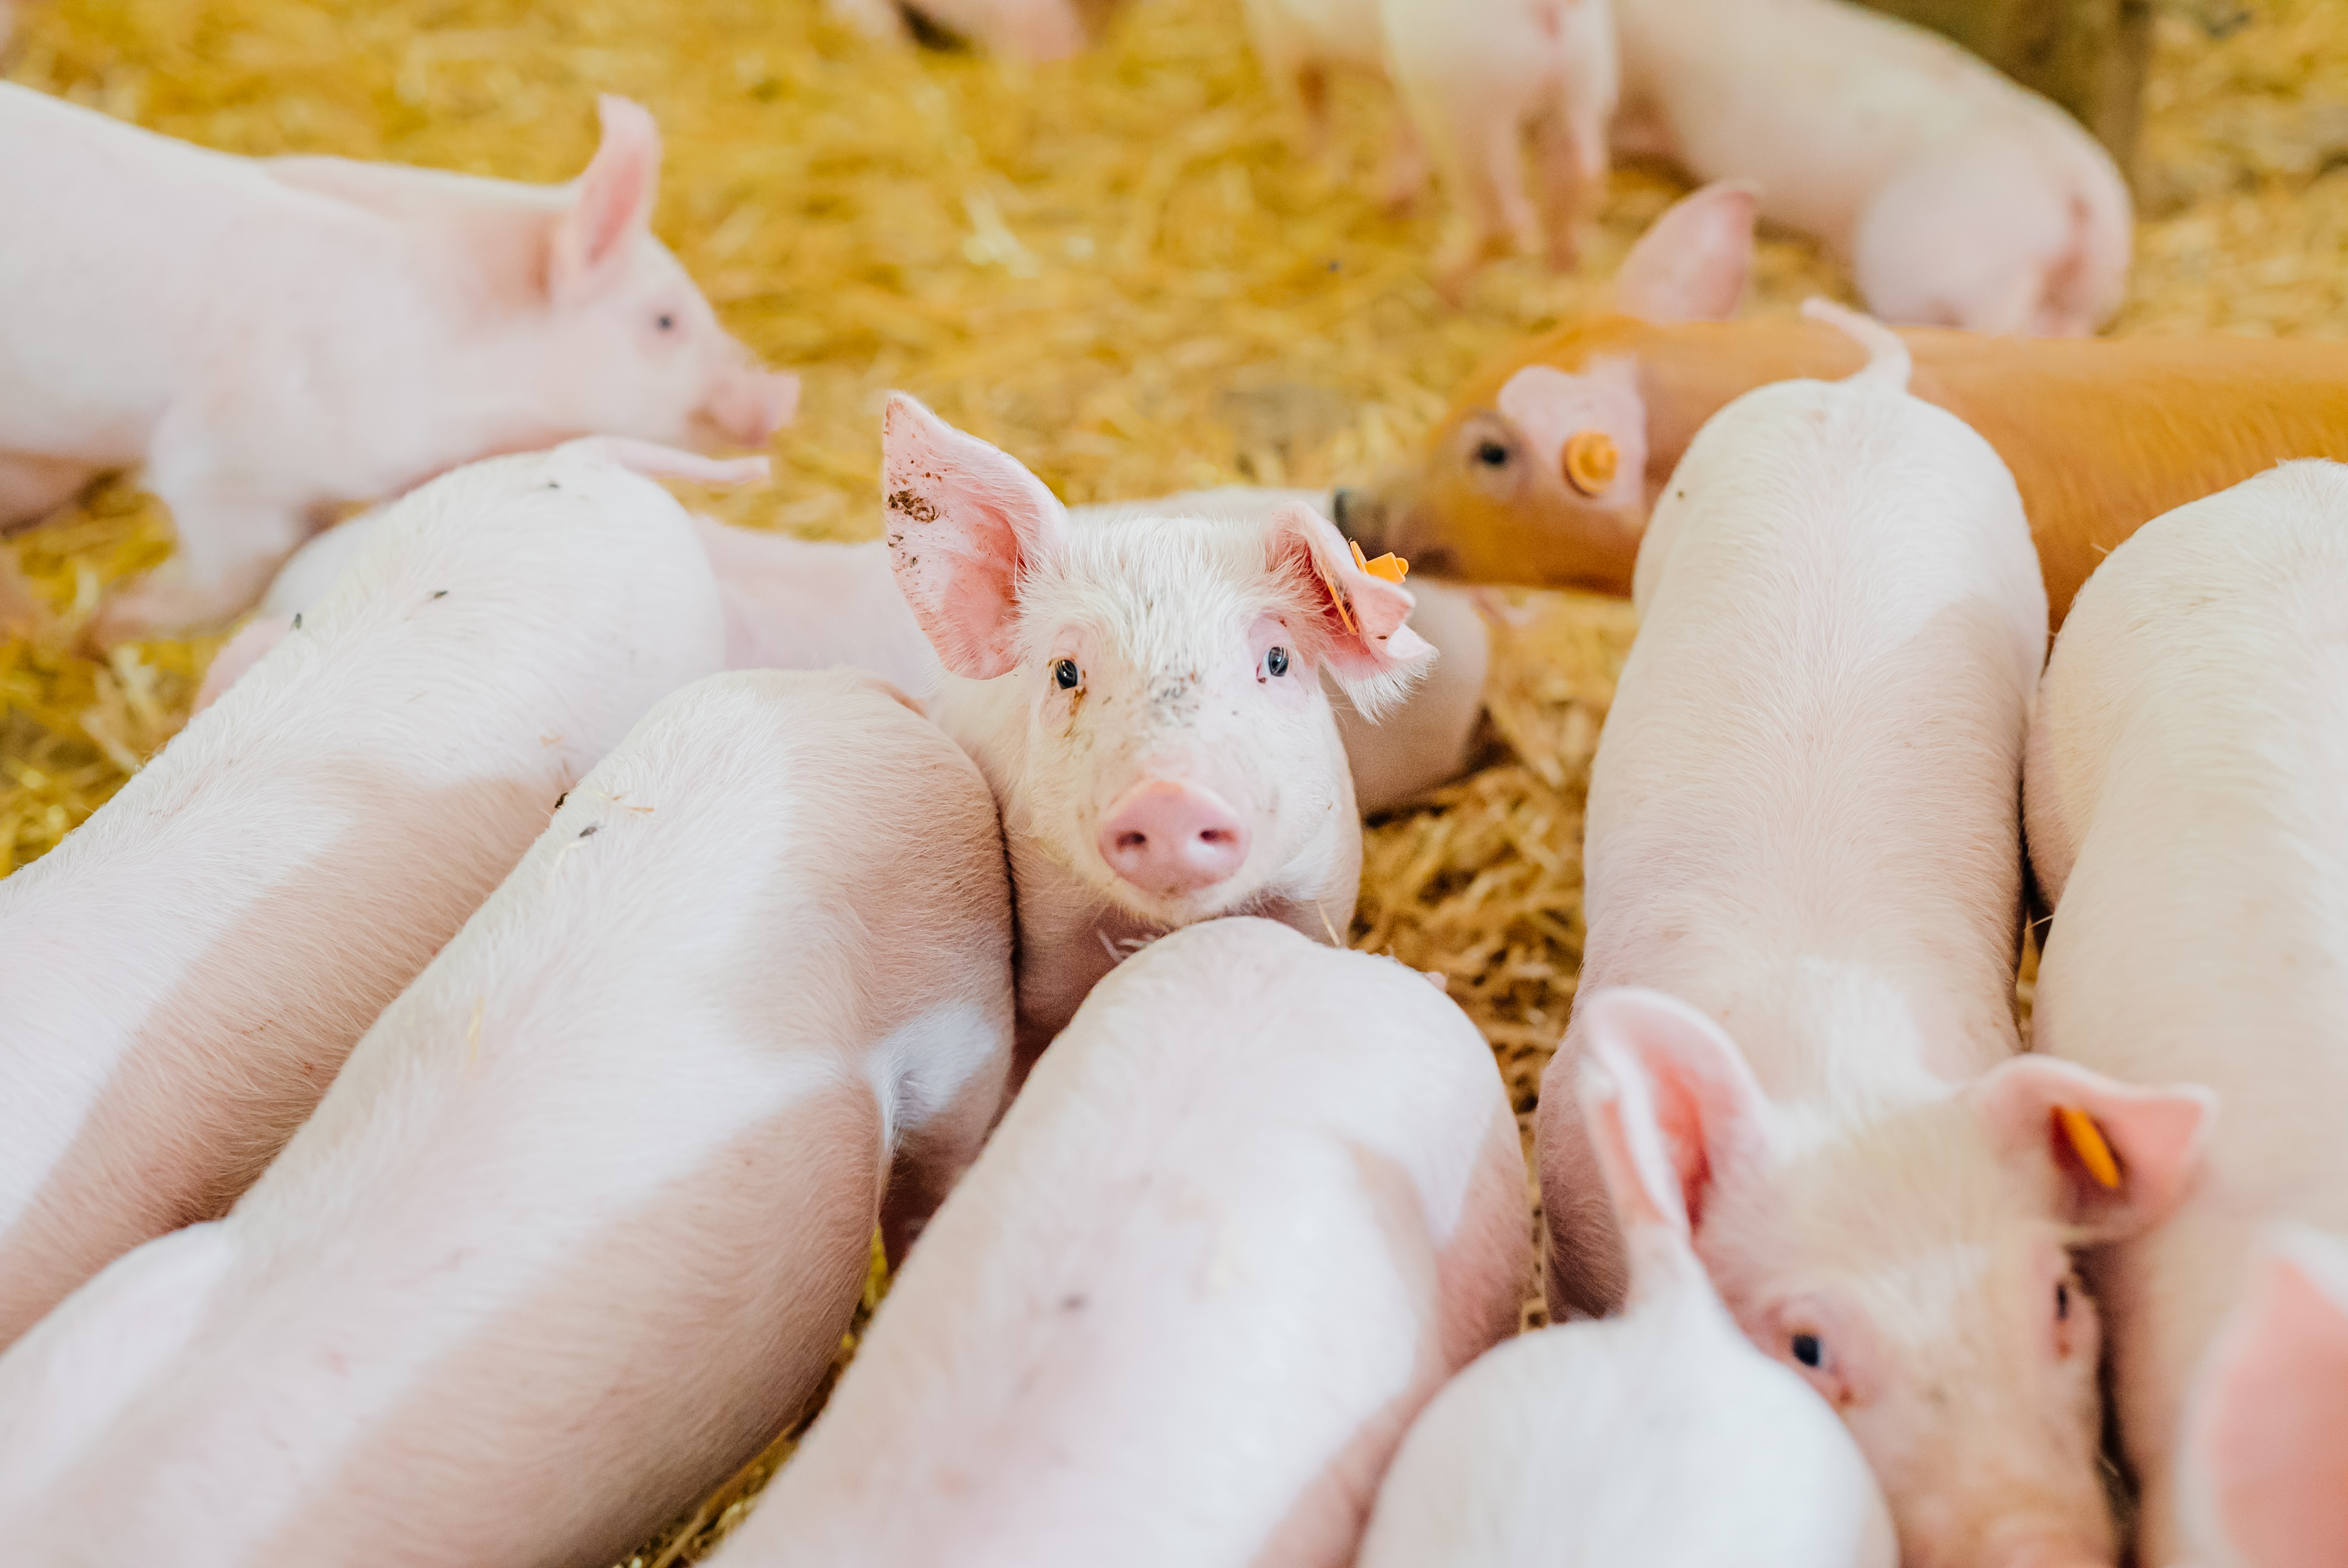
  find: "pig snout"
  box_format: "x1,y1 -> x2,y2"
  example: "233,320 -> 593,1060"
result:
704,368 -> 800,448
1097,779 -> 1250,895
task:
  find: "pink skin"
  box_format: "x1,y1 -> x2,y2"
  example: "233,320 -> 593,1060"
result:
705,916 -> 1528,1568
0,440 -> 739,1353
1377,0 -> 1619,297
201,483 -> 1493,816
1358,988 -> 1897,1568
0,670 -> 1013,1564
1532,305 -> 2211,1568
0,84 -> 795,638
2179,1226 -> 2348,1568
1610,0 -> 2130,333
2023,461 -> 2348,1567
879,395 -> 1435,1067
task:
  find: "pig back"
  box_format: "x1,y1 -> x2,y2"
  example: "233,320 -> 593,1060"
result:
2025,462 -> 2348,1557
1585,375 -> 2045,1086
0,450 -> 725,1349
723,916 -> 1526,1568
4,669 -> 1013,1568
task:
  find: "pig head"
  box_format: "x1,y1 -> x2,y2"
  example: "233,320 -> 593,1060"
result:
880,393 -> 1433,1057
1562,984 -> 2215,1568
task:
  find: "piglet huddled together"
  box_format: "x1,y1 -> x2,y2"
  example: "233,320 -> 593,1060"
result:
4,11 -> 2347,1565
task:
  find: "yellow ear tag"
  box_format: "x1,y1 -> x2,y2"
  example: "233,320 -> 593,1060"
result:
1348,538 -> 1410,584
1564,429 -> 1620,497
2056,1106 -> 2122,1190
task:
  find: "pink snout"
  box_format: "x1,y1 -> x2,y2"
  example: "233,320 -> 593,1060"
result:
706,369 -> 800,448
1097,780 -> 1250,896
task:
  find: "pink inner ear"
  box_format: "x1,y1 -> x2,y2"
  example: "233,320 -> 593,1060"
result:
1613,179 -> 1757,325
1573,987 -> 1769,1237
2207,1247 -> 2348,1568
1979,1058 -> 2214,1234
1579,1048 -> 1692,1242
1269,504 -> 1435,680
881,394 -> 1065,680
1496,362 -> 1648,512
558,97 -> 660,286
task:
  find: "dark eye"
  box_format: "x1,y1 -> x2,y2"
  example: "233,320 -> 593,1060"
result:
655,313 -> 676,332
1052,658 -> 1082,690
1791,1333 -> 1823,1368
1264,646 -> 1290,678
1474,439 -> 1511,468
2055,1280 -> 2071,1322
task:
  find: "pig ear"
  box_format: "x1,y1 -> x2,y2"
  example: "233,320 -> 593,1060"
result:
550,96 -> 661,302
882,393 -> 1068,680
1614,180 -> 1757,324
1569,986 -> 1774,1237
1496,359 -> 1648,513
2186,1225 -> 2348,1567
1974,1056 -> 2216,1240
1266,503 -> 1435,719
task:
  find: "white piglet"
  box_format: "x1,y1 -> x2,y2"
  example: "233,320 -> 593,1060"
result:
2177,1224 -> 2348,1568
1358,985 -> 1894,1568
0,85 -> 795,636
201,484 -> 1490,812
2024,461 -> 2348,1567
0,439 -> 738,1350
881,396 -> 1435,1061
1533,302 -> 2211,1568
0,669 -> 1013,1565
707,916 -> 1528,1568
1611,0 -> 2130,334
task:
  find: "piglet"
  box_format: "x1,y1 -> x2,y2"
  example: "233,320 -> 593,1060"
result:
0,85 -> 795,636
2024,460 -> 2348,1567
2176,1224 -> 2348,1568
1612,0 -> 2130,333
1358,985 -> 1894,1568
0,668 -> 1013,1564
1534,301 -> 2210,1568
705,915 -> 1527,1568
206,482 -> 1488,812
0,438 -> 740,1351
882,398 -> 1435,1063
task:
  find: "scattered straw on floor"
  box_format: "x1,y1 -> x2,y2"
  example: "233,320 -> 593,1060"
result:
5,0 -> 2345,1558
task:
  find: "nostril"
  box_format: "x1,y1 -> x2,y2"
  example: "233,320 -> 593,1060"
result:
1115,830 -> 1149,852
1199,827 -> 1239,847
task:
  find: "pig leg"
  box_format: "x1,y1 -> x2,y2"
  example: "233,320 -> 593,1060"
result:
1419,98 -> 1537,298
1531,99 -> 1607,272
0,452 -> 97,530
89,432 -> 309,641
1379,113 -> 1430,211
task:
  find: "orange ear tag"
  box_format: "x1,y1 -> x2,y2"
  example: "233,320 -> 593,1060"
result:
1314,555 -> 1360,636
1348,538 -> 1410,585
2056,1106 -> 2122,1190
1563,429 -> 1619,497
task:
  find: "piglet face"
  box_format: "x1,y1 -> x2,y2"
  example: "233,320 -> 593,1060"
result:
540,97 -> 799,452
882,396 -> 1433,929
1579,987 -> 2214,1568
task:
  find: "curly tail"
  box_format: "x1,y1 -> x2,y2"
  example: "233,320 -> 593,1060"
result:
1803,297 -> 1913,392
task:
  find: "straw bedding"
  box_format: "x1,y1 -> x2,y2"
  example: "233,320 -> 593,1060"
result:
3,0 -> 2345,1556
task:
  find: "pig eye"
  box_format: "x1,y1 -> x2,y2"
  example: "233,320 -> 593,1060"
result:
1052,658 -> 1082,690
1474,439 -> 1511,468
1263,647 -> 1291,679
1791,1332 -> 1824,1369
655,312 -> 676,332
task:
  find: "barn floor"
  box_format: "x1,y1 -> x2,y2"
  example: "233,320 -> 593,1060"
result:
5,0 -> 2347,1559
